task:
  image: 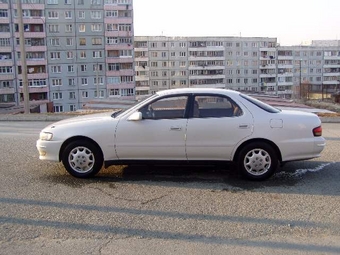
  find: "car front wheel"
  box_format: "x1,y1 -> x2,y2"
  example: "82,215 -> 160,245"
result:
238,142 -> 278,181
61,140 -> 103,178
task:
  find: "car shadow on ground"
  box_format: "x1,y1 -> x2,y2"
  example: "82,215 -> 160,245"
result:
44,160 -> 339,195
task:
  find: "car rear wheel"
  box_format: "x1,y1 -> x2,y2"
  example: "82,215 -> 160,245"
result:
62,140 -> 103,178
238,142 -> 278,181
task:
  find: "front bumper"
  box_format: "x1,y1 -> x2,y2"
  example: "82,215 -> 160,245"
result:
36,139 -> 63,162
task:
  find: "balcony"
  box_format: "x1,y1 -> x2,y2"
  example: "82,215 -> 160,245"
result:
0,87 -> 15,94
188,65 -> 225,70
104,4 -> 133,11
188,56 -> 224,61
260,64 -> 276,69
105,31 -> 133,37
105,44 -> 133,51
135,66 -> 150,71
17,59 -> 47,66
18,73 -> 48,79
278,55 -> 293,60
106,69 -> 134,76
135,76 -> 149,82
18,86 -> 48,94
323,72 -> 340,77
259,73 -> 276,78
13,17 -> 45,24
104,17 -> 133,24
189,74 -> 225,80
324,55 -> 340,61
0,60 -> 13,66
106,57 -> 133,64
260,47 -> 277,52
15,32 -> 45,38
0,74 -> 14,80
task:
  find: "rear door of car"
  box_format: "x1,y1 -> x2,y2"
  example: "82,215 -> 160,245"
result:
186,94 -> 254,161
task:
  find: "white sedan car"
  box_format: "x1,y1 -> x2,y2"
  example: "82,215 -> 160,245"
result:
37,88 -> 326,181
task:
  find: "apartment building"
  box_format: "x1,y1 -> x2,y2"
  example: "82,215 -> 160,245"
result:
0,0 -> 47,105
134,36 -> 340,100
0,0 -> 134,112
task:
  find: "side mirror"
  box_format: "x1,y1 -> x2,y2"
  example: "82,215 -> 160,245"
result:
128,111 -> 142,121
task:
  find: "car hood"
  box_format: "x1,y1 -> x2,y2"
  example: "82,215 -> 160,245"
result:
45,112 -> 116,129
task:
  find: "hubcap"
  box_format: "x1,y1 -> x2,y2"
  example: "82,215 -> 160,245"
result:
244,148 -> 271,176
68,146 -> 95,173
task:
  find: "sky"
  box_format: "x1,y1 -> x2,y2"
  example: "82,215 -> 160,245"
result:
133,0 -> 340,46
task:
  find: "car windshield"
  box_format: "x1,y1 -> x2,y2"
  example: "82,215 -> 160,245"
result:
111,94 -> 157,118
240,94 -> 281,113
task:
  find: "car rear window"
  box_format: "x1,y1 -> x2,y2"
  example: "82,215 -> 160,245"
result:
240,94 -> 281,113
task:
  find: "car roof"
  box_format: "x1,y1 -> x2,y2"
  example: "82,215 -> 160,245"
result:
156,88 -> 241,97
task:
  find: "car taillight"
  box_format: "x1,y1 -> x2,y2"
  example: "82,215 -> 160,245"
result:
313,126 -> 322,137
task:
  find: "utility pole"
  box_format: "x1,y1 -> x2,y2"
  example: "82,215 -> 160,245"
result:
299,59 -> 302,100
17,0 -> 30,114
96,63 -> 99,99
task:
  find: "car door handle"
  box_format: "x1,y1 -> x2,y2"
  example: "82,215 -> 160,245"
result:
239,124 -> 250,129
170,126 -> 182,131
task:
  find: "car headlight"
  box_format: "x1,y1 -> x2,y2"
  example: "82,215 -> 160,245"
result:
39,132 -> 53,141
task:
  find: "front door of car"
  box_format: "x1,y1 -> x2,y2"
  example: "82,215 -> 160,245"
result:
186,95 -> 254,161
115,95 -> 189,160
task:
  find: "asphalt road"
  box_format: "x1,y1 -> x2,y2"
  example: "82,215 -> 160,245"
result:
0,121 -> 339,255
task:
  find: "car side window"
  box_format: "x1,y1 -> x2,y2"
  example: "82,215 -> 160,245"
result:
139,96 -> 188,120
193,95 -> 243,118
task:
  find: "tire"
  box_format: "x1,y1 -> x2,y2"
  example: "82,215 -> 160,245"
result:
238,142 -> 278,181
61,140 -> 103,178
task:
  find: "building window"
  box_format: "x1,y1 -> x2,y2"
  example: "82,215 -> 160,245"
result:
79,24 -> 86,32
94,76 -> 104,84
109,89 -> 120,96
50,65 -> 61,73
93,51 -> 103,58
50,52 -> 61,60
91,0 -> 101,5
66,38 -> 73,46
48,11 -> 59,19
78,11 -> 85,19
68,78 -> 75,86
53,106 -> 64,112
81,78 -> 88,85
69,92 -> 76,99
82,91 -> 89,98
66,51 -> 74,59
80,65 -> 87,72
105,10 -> 117,17
47,0 -> 58,4
65,24 -> 73,32
48,25 -> 59,33
52,79 -> 62,86
65,11 -> 72,19
50,38 -> 60,46
67,65 -> 74,72
91,11 -> 102,19
92,38 -> 102,45
79,38 -> 86,46
52,92 -> 63,100
107,77 -> 120,84
70,104 -> 76,111
80,51 -> 86,58
91,24 -> 102,32
94,90 -> 105,98
180,52 -> 186,57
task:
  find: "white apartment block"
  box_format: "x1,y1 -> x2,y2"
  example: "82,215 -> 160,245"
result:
0,0 -> 134,112
134,36 -> 340,100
